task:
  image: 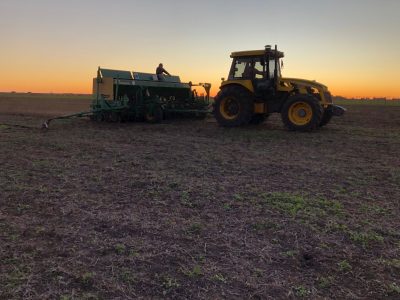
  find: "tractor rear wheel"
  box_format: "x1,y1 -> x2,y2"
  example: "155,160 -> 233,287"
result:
281,94 -> 323,131
319,107 -> 334,127
214,86 -> 254,127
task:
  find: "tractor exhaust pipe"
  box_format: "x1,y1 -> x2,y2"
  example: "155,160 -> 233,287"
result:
274,44 -> 278,81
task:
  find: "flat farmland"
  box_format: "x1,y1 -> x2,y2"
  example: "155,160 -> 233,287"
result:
0,93 -> 91,116
0,98 -> 399,299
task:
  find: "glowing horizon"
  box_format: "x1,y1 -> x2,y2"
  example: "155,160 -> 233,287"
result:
1,0 -> 399,99
2,79 -> 400,100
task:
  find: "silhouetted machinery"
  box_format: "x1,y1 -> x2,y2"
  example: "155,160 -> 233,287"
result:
43,67 -> 211,127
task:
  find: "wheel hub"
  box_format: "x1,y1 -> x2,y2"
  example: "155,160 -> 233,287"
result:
220,97 -> 240,120
288,101 -> 313,126
227,101 -> 239,115
298,109 -> 307,118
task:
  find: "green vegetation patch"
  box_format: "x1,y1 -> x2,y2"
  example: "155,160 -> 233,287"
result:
182,265 -> 202,278
161,275 -> 181,295
377,258 -> 400,269
293,285 -> 311,297
186,223 -> 202,235
348,230 -> 384,247
388,282 -> 400,295
258,192 -> 387,248
4,263 -> 32,292
259,192 -> 343,219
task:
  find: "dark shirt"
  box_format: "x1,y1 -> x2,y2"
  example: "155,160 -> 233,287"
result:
156,66 -> 170,75
243,65 -> 263,79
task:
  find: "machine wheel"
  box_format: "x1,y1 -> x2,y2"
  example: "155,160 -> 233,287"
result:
102,112 -> 111,122
214,86 -> 254,127
249,114 -> 269,125
145,105 -> 163,123
94,112 -> 105,122
281,94 -> 323,131
319,107 -> 334,127
109,112 -> 121,122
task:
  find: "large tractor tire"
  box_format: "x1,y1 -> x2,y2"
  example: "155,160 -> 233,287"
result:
214,85 -> 254,127
281,94 -> 323,131
319,107 -> 334,127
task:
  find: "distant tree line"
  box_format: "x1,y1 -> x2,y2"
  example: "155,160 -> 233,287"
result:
334,96 -> 400,102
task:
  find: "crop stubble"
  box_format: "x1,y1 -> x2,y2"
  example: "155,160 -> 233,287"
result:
0,97 -> 399,299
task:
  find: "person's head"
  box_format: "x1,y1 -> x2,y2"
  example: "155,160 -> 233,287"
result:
159,63 -> 163,67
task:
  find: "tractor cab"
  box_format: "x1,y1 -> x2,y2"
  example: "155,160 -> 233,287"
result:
225,46 -> 284,96
229,47 -> 283,80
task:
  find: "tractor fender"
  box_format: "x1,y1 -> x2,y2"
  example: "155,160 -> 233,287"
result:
219,80 -> 254,94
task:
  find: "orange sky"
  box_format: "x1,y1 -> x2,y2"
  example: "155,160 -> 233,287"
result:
1,0 -> 399,98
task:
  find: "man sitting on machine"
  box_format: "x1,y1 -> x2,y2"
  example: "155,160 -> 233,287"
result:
156,63 -> 171,80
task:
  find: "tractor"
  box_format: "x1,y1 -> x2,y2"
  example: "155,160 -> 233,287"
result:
214,45 -> 345,131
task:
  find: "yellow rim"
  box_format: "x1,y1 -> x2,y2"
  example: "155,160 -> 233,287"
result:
220,97 -> 240,120
288,101 -> 313,126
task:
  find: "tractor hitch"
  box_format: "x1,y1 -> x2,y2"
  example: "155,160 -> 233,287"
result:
331,105 -> 346,116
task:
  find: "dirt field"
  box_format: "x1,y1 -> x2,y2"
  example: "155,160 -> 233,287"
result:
1,101 -> 399,299
0,93 -> 91,116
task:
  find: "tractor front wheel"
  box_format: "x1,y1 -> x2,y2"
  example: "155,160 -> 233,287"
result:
281,94 -> 323,131
214,86 -> 254,127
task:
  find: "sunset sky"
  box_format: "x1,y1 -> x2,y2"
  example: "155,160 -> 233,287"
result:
0,0 -> 399,98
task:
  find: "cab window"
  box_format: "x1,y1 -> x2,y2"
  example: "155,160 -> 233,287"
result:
230,58 -> 251,79
253,59 -> 264,79
229,57 -> 265,79
268,59 -> 281,79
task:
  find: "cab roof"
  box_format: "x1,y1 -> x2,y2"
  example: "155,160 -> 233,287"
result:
230,49 -> 284,58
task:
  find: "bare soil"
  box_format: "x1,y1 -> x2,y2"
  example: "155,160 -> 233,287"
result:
0,93 -> 91,116
0,102 -> 399,299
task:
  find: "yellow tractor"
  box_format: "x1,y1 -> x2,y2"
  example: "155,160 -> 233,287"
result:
214,45 -> 345,131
